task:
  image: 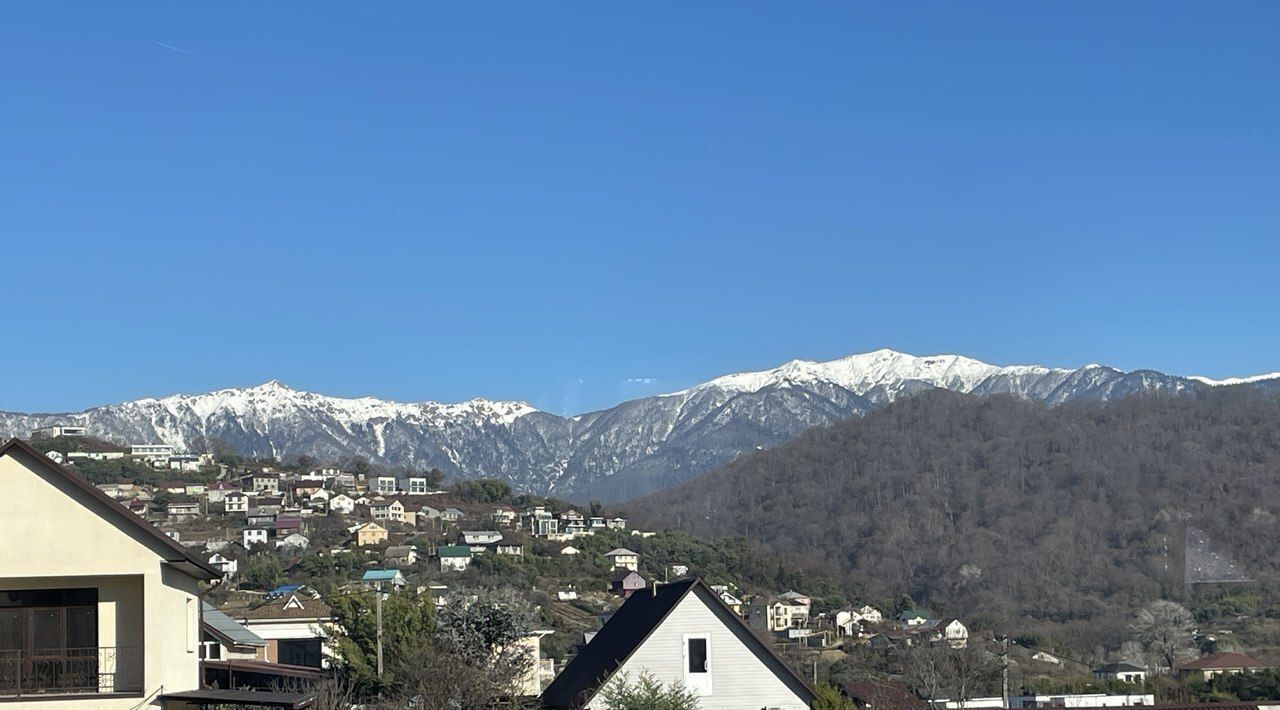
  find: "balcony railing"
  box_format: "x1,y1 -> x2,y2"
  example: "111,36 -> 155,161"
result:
0,646 -> 142,697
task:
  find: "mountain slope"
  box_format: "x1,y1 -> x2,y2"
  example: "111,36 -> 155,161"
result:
625,388 -> 1280,645
0,349 -> 1261,501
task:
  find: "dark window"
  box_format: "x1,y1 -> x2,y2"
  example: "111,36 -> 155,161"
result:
0,589 -> 99,693
687,637 -> 708,673
277,638 -> 322,668
0,611 -> 20,651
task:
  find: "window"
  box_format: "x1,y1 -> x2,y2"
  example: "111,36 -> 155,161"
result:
277,638 -> 322,668
687,637 -> 708,673
0,588 -> 100,694
199,639 -> 222,660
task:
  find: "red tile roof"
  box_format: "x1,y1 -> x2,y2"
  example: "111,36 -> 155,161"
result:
1177,652 -> 1265,670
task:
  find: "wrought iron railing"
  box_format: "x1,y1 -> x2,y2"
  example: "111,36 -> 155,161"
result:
0,646 -> 142,696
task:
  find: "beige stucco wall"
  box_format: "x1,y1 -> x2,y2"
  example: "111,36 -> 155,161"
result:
0,449 -> 203,708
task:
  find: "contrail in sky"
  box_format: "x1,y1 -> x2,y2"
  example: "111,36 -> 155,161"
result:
153,41 -> 192,55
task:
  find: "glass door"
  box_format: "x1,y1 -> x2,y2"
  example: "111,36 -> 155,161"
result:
29,609 -> 65,691
0,610 -> 20,693
0,590 -> 98,695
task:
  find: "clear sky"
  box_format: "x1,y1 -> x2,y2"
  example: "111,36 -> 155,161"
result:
2,2 -> 1277,415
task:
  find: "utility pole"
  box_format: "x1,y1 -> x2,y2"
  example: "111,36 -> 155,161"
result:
1000,635 -> 1010,709
375,582 -> 384,677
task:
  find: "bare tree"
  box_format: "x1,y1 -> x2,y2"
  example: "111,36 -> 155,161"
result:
901,643 -> 950,706
942,646 -> 998,703
306,674 -> 358,710
1130,600 -> 1195,672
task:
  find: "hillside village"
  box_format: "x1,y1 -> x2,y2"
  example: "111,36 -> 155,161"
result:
10,427 -> 1280,709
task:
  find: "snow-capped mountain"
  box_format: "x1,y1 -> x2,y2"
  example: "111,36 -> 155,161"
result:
0,349 -> 1258,501
1190,372 -> 1280,387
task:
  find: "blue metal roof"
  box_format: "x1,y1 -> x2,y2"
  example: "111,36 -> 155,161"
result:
266,584 -> 303,598
361,569 -> 402,582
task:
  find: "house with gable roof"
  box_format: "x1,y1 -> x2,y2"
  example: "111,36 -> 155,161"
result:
604,547 -> 640,572
1176,652 -> 1268,680
0,437 -> 223,706
220,592 -> 335,669
540,578 -> 816,709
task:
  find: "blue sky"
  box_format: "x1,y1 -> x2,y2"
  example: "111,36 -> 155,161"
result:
2,2 -> 1277,415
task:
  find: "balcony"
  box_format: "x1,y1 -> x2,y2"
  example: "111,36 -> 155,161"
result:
0,646 -> 142,697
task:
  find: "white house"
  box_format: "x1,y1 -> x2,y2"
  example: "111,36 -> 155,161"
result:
328,493 -> 356,515
207,553 -> 238,577
131,443 -> 176,459
1093,662 -> 1147,683
604,547 -> 640,572
1033,651 -> 1064,666
275,533 -> 310,551
243,528 -> 269,548
559,545 -> 581,556
835,604 -> 884,636
32,425 -> 88,438
0,437 -> 223,707
204,482 -> 241,504
920,618 -> 969,648
224,492 -> 250,514
855,604 -> 883,624
461,530 -> 504,550
540,578 -> 816,709
437,545 -> 473,572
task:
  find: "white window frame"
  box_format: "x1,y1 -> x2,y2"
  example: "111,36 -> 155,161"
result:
682,633 -> 712,696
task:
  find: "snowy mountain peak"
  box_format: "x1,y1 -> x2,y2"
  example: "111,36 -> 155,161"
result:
122,381 -> 539,427
1190,372 -> 1280,387
679,349 -> 1073,401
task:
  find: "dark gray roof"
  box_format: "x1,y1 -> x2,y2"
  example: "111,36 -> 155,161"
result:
201,602 -> 266,647
540,578 -> 816,708
1095,662 -> 1146,673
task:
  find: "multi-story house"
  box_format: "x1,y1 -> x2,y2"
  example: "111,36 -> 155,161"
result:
0,438 -> 221,707
353,523 -> 388,547
223,492 -> 250,515
244,472 -> 280,496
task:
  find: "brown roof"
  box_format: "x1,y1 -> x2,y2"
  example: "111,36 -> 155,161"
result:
1177,652 -> 1266,670
1,438 -> 220,580
225,594 -> 333,622
843,681 -> 928,710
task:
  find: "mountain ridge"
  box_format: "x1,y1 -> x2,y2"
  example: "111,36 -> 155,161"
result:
2,349 -> 1275,501
622,387 -> 1280,646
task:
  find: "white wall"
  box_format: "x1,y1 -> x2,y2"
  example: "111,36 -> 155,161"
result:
589,591 -> 809,710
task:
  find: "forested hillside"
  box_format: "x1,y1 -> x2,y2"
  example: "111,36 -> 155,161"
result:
627,388 -> 1280,650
